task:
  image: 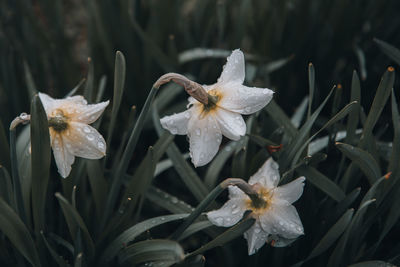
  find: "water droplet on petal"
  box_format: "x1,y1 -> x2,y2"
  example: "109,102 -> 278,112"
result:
254,227 -> 261,233
184,112 -> 190,119
232,208 -> 240,214
216,217 -> 223,225
86,134 -> 95,141
83,126 -> 91,133
195,128 -> 201,136
244,107 -> 251,113
98,142 -> 105,149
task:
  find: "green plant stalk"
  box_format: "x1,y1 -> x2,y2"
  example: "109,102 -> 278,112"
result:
100,85 -> 158,231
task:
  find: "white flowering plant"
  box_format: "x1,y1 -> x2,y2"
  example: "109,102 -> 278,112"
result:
0,2 -> 400,267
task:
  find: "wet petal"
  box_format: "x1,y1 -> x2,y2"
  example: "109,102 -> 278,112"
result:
249,158 -> 280,188
243,221 -> 268,255
228,185 -> 247,199
38,92 -> 56,113
218,82 -> 274,115
188,112 -> 222,167
160,110 -> 191,135
207,198 -> 247,227
260,205 -> 304,239
51,133 -> 75,178
63,122 -> 106,159
65,95 -> 88,105
217,49 -> 245,84
274,177 -> 306,204
214,108 -> 246,141
67,100 -> 110,124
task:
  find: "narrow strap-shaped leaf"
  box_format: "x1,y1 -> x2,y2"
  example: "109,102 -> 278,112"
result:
0,119 -> 11,170
375,38 -> 400,66
23,61 -> 37,99
41,231 -> 70,267
178,220 -> 214,241
86,160 -> 108,219
30,95 -> 51,233
307,63 -> 315,119
83,57 -> 94,103
102,214 -> 188,262
345,71 -> 361,144
146,186 -> 194,214
118,239 -> 185,265
307,209 -> 354,260
64,78 -> 86,98
359,67 -> 395,149
296,165 -> 345,202
0,197 -> 41,267
101,86 -> 158,231
265,100 -> 297,139
291,97 -> 308,128
107,51 -> 126,151
280,86 -> 335,171
55,193 -> 95,257
336,142 -> 381,185
0,166 -> 13,205
187,218 -> 256,257
349,261 -> 395,267
388,89 -> 400,177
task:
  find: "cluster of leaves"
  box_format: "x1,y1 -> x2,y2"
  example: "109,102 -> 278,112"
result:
1,1 -> 400,267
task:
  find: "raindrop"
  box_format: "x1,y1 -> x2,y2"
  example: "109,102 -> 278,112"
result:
171,128 -> 178,134
231,204 -> 237,209
160,217 -> 165,221
254,227 -> 261,233
171,197 -> 178,204
225,146 -> 232,152
184,112 -> 190,119
244,107 -> 251,113
98,142 -> 105,149
232,208 -> 240,215
262,90 -> 269,95
86,134 -> 95,141
83,126 -> 91,133
195,128 -> 201,136
216,217 -> 223,225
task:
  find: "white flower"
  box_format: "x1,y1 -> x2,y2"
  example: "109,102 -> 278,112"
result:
160,49 -> 274,167
207,158 -> 305,255
38,93 -> 109,178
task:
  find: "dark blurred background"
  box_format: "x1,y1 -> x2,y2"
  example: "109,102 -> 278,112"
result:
1,0 -> 400,147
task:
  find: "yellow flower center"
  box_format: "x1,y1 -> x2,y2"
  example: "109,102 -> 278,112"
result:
48,109 -> 69,132
200,89 -> 222,116
246,187 -> 273,215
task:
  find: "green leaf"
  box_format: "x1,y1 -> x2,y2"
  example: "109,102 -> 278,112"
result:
296,165 -> 345,202
0,197 -> 41,267
291,97 -> 308,128
375,38 -> 400,66
0,119 -> 10,170
349,261 -> 395,267
187,218 -> 256,257
388,89 -> 400,177
30,95 -> 51,233
41,231 -> 70,267
64,78 -> 86,98
118,239 -> 185,266
0,166 -> 13,205
345,71 -> 361,144
359,67 -> 395,149
265,100 -> 297,139
102,85 -> 159,230
178,220 -> 214,241
146,186 -> 194,214
102,214 -> 188,262
307,209 -> 354,260
86,160 -> 108,219
23,61 -> 37,99
336,142 -> 381,185
55,193 -> 95,257
280,86 -> 335,171
307,63 -> 315,119
107,51 -> 126,150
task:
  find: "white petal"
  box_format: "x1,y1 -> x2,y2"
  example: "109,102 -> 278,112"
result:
218,82 -> 274,114
160,110 -> 191,135
217,49 -> 245,84
228,185 -> 247,199
207,198 -> 247,227
187,111 -> 222,167
68,100 -> 110,124
243,221 -> 268,255
274,177 -> 306,204
260,205 -> 304,239
214,108 -> 246,141
38,92 -> 56,113
65,95 -> 88,105
63,122 -> 106,159
249,157 -> 280,188
51,133 -> 75,178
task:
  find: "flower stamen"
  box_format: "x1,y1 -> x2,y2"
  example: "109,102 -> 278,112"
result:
48,109 -> 69,132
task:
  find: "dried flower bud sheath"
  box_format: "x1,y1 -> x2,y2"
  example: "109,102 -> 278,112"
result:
154,73 -> 210,105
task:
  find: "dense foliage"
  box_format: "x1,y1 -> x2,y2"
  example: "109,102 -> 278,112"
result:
1,0 -> 400,266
